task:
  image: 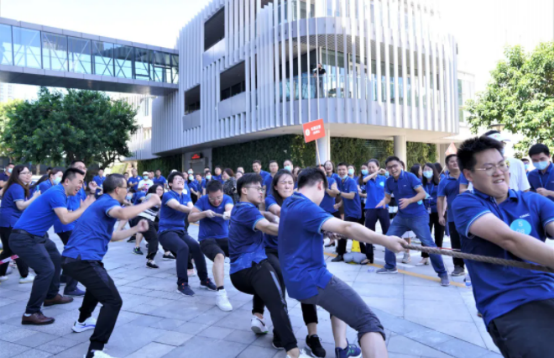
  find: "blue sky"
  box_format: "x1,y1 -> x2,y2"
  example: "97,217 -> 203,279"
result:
2,0 -> 212,49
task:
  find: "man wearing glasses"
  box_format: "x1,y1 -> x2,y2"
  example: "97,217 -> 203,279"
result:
453,136 -> 554,358
188,180 -> 234,312
375,156 -> 449,286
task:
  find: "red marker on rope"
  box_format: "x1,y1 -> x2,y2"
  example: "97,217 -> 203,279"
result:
0,255 -> 18,265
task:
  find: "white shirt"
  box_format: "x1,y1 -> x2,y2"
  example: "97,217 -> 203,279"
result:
137,179 -> 154,191
507,157 -> 531,192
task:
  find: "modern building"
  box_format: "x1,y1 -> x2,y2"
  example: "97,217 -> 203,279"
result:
150,0 -> 460,171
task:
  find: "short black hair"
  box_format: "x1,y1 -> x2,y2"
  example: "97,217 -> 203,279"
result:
50,167 -> 65,178
252,160 -> 261,166
297,167 -> 328,190
104,174 -> 126,193
457,136 -> 504,171
445,154 -> 458,166
168,171 -> 184,184
269,160 -> 277,165
368,159 -> 380,167
522,158 -> 530,163
70,160 -> 85,167
61,168 -> 85,183
206,180 -> 223,193
528,143 -> 550,158
237,173 -> 262,196
337,162 -> 348,168
385,156 -> 401,166
98,168 -> 105,171
483,129 -> 500,137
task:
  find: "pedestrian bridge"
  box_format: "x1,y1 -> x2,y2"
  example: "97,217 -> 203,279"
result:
0,17 -> 178,96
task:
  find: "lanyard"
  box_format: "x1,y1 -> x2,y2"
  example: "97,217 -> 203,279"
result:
425,183 -> 435,196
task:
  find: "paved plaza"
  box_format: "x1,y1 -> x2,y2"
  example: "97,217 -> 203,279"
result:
0,224 -> 503,358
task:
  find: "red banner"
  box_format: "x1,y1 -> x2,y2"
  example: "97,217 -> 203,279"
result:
303,119 -> 326,143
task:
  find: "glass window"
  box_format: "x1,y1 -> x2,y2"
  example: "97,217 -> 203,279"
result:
0,25 -> 13,65
152,51 -> 171,83
42,32 -> 68,71
134,48 -> 151,81
92,41 -> 114,76
68,37 -> 91,74
13,27 -> 41,69
171,54 -> 179,84
113,45 -> 134,79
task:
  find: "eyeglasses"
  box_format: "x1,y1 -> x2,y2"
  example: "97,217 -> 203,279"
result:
474,162 -> 509,176
208,196 -> 223,202
245,186 -> 265,193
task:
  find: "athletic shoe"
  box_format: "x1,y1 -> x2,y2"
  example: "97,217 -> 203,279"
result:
60,275 -> 67,285
376,267 -> 398,274
146,261 -> 159,269
451,266 -> 465,276
187,269 -> 197,277
331,254 -> 344,262
200,278 -> 216,291
177,283 -> 195,297
6,265 -> 12,275
306,334 -> 326,357
216,289 -> 233,312
163,253 -> 176,260
335,341 -> 362,358
250,315 -> 268,334
416,258 -> 429,266
0,275 -> 8,282
127,236 -> 136,243
401,251 -> 411,263
20,275 -> 34,284
72,316 -> 97,333
133,247 -> 143,255
84,350 -> 119,358
440,275 -> 450,287
287,350 -> 312,358
65,288 -> 86,297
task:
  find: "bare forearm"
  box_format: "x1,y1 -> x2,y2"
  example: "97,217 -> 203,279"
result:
112,226 -> 141,241
437,197 -> 446,216
342,222 -> 391,247
60,207 -> 86,224
188,211 -> 207,222
503,231 -> 554,269
118,202 -> 156,220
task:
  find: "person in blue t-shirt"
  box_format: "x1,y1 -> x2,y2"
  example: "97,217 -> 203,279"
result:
189,180 -> 233,311
38,167 -> 64,194
262,160 -> 279,196
228,173 -> 307,358
283,159 -> 294,173
279,167 -> 404,358
333,163 -> 362,262
202,171 -> 213,196
527,143 -> 554,201
437,154 -> 466,277
92,168 -> 106,195
252,159 -> 271,184
264,169 -> 326,357
453,136 -> 554,358
61,174 -> 159,358
212,166 -> 224,184
418,163 -> 444,266
190,172 -> 204,201
127,169 -> 141,191
10,168 -> 95,326
158,171 -> 216,297
319,166 -> 340,218
361,159 -> 390,265
153,169 -> 167,189
375,156 -> 449,285
0,165 -> 40,282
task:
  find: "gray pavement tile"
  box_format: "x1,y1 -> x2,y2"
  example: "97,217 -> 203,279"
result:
154,331 -> 193,346
197,325 -> 234,339
30,337 -> 81,354
128,314 -> 165,327
404,298 -> 474,323
148,318 -> 187,331
97,323 -> 166,357
0,341 -> 31,358
404,328 -> 453,347
224,330 -> 261,345
362,295 -> 404,317
436,338 -> 494,358
175,321 -> 210,335
236,345 -> 279,358
13,331 -> 60,348
12,349 -> 53,357
352,281 -> 404,298
407,316 -> 487,348
0,326 -> 37,342
45,341 -> 88,357
388,335 -> 453,357
125,342 -> 177,358
160,336 -> 247,357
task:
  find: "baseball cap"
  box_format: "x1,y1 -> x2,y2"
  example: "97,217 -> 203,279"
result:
487,131 -> 511,142
142,171 -> 149,176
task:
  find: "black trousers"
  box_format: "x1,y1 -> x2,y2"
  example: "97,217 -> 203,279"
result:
422,212 -> 445,258
252,248 -> 318,327
158,230 -> 208,285
57,231 -> 79,293
488,299 -> 554,358
337,216 -> 362,255
363,208 -> 391,262
62,258 -> 122,352
0,226 -> 29,277
448,222 -> 464,268
230,260 -> 298,351
130,218 -> 159,260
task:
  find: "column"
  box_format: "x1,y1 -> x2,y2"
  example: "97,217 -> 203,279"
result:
393,135 -> 407,164
316,130 -> 331,165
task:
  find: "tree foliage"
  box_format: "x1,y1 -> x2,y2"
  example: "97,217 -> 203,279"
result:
1,88 -> 138,168
0,99 -> 23,160
466,42 -> 554,154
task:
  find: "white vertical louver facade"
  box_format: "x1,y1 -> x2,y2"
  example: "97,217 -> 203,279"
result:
152,0 -> 459,156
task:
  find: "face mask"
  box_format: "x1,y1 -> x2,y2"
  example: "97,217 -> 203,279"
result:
524,164 -> 529,171
7,168 -> 12,174
361,169 -> 368,176
188,171 -> 193,175
535,161 -> 549,171
206,175 -> 212,180
423,170 -> 433,179
347,168 -> 354,176
284,165 -> 292,172
53,177 -> 62,185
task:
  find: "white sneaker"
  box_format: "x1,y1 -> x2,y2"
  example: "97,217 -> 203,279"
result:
83,351 -> 118,358
250,315 -> 268,334
19,275 -> 35,284
6,266 -> 12,275
401,251 -> 411,264
288,350 -> 312,358
216,289 -> 233,312
0,276 -> 8,282
73,316 -> 97,333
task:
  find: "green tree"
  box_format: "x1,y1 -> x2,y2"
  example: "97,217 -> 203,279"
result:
2,88 -> 138,168
466,42 -> 554,155
0,99 -> 23,161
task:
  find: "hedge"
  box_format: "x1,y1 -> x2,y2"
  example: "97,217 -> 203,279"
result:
137,154 -> 182,175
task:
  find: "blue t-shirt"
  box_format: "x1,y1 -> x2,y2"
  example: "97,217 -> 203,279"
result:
320,176 -> 337,214
263,174 -> 275,195
0,172 -> 9,183
93,175 -> 106,187
158,190 -> 191,233
338,177 -> 361,219
54,187 -> 87,233
14,184 -> 68,236
528,163 -> 554,202
279,192 -> 333,300
132,191 -> 146,205
423,181 -> 438,213
38,180 -> 54,193
0,184 -> 27,227
62,194 -> 121,261
453,189 -> 554,326
459,172 -> 469,185
195,194 -> 233,241
212,175 -> 224,184
264,195 -> 279,249
438,174 -> 463,222
128,176 -> 142,190
228,202 -> 267,274
385,171 -> 426,218
365,175 -> 387,210
153,176 -> 167,186
259,170 -> 271,183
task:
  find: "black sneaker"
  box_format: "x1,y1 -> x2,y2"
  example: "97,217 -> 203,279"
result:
133,247 -> 144,255
163,253 -> 176,260
306,334 -> 326,357
127,235 -> 136,243
272,340 -> 284,350
200,278 -> 217,291
177,283 -> 195,297
146,261 -> 159,269
331,254 -> 344,262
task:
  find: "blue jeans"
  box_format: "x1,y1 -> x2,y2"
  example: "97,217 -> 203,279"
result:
384,215 -> 447,277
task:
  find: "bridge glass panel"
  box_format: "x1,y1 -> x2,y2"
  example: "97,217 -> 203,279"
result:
113,45 -> 134,79
171,54 -> 179,84
68,37 -> 91,74
92,41 -> 114,76
134,48 -> 151,81
0,25 -> 13,65
152,51 -> 171,83
42,32 -> 68,71
13,27 -> 41,69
